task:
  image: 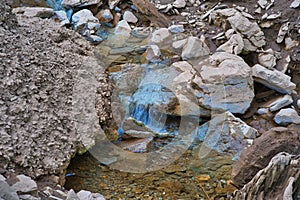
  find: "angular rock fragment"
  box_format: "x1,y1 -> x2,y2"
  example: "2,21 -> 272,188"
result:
122,118 -> 155,138
168,24 -> 184,33
116,137 -> 154,153
173,0 -> 186,8
261,94 -> 293,112
109,0 -> 121,9
252,64 -> 296,94
72,9 -> 99,31
181,36 -> 210,61
62,0 -> 102,8
12,7 -> 54,18
257,49 -> 277,69
11,175 -> 38,194
96,9 -> 113,23
274,108 -> 300,126
216,33 -> 244,54
0,175 -> 19,200
150,28 -> 170,44
290,0 -> 300,8
123,11 -> 138,23
276,22 -> 289,43
114,20 -> 132,37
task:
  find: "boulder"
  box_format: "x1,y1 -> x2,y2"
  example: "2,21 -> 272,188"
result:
232,125 -> 300,187
231,152 -> 300,200
274,108 -> 300,126
181,36 -> 210,61
193,52 -> 254,114
0,175 -> 19,200
252,64 -> 296,94
62,0 -> 102,8
11,175 -> 38,194
72,9 -> 99,31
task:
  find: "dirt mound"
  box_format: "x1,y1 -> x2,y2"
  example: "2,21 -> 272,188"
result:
0,1 -> 107,182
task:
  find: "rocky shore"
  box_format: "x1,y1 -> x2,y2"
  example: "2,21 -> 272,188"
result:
1,0 -> 300,199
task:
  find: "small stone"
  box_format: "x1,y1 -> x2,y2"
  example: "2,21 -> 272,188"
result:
172,39 -> 187,50
66,189 -> 79,200
195,174 -> 211,181
72,9 -> 99,31
276,22 -> 289,43
257,108 -> 269,115
257,0 -> 268,9
92,193 -> 105,200
123,11 -> 138,23
77,190 -> 93,200
11,175 -> 37,194
285,37 -> 299,50
274,108 -> 300,126
109,0 -> 121,9
258,51 -> 277,69
168,24 -> 184,33
54,10 -> 70,26
62,0 -> 101,8
173,0 -> 186,8
150,28 -> 170,44
96,9 -> 113,23
114,20 -> 132,37
266,12 -> 281,20
216,34 -> 244,54
262,95 -> 293,112
12,7 -> 54,18
117,137 -> 154,153
86,35 -> 103,44
181,36 -> 210,60
290,0 -> 300,8
146,45 -> 161,63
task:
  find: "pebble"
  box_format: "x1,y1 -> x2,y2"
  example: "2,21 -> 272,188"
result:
274,108 -> 300,126
168,24 -> 185,33
290,0 -> 300,8
173,0 -> 186,8
123,11 -> 138,23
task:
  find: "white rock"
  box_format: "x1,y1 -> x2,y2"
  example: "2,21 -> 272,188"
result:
285,37 -> 299,50
181,36 -> 210,60
11,175 -> 37,194
274,108 -> 300,126
98,9 -> 113,22
0,175 -> 19,200
77,190 -> 93,200
109,0 -> 121,9
172,39 -> 187,50
173,0 -> 186,8
72,9 -> 99,31
62,0 -> 101,8
12,7 -> 54,18
266,12 -> 281,20
66,189 -> 79,200
290,0 -> 300,8
168,24 -> 185,33
252,64 -> 296,94
276,22 -> 289,43
258,51 -> 277,69
263,95 -> 293,112
146,45 -> 161,62
150,28 -> 170,44
297,99 -> 300,108
92,193 -> 105,200
114,20 -> 132,37
123,11 -> 138,23
257,108 -> 269,115
216,33 -> 244,54
55,10 -> 70,26
258,0 -> 268,9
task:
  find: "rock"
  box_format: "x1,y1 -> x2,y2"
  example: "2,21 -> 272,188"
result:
62,0 -> 101,8
258,50 -> 277,69
116,137 -> 153,153
0,175 -> 19,200
123,11 -> 138,23
18,194 -> 40,200
11,175 -> 37,194
168,24 -> 185,33
216,33 -> 244,54
12,7 -> 54,18
181,36 -> 210,61
86,35 -> 103,44
276,22 -> 289,43
77,190 -> 93,200
96,9 -> 113,23
146,45 -> 161,62
232,152 -> 300,200
194,52 -> 254,114
274,108 -> 300,126
261,94 -> 293,112
150,28 -> 170,44
252,64 -> 296,94
109,0 -> 121,9
232,125 -> 300,187
285,37 -> 299,50
172,39 -> 187,50
290,0 -> 300,8
54,10 -> 70,26
114,20 -> 132,37
66,189 -> 79,200
173,0 -> 186,8
92,193 -> 105,200
72,9 -> 99,32
122,118 -> 155,138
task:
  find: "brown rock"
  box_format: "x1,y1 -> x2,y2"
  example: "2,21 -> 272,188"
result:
232,124 -> 300,187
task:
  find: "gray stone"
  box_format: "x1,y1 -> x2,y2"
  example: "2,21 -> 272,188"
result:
181,36 -> 210,61
216,33 -> 244,54
66,189 -> 80,200
123,118 -> 155,138
172,39 -> 187,50
72,9 -> 99,31
114,20 -> 132,37
92,193 -> 105,200
123,11 -> 138,23
290,0 -> 300,8
274,108 -> 300,126
11,175 -> 37,194
258,50 -> 277,69
86,35 -> 103,44
18,195 -> 40,200
77,190 -> 93,200
173,0 -> 186,8
146,45 -> 161,62
109,0 -> 121,9
168,24 -> 185,33
117,137 -> 154,153
54,10 -> 70,26
98,9 -> 113,23
276,22 -> 289,43
0,175 -> 19,200
12,7 -> 54,18
194,52 -> 254,114
150,28 -> 170,44
194,111 -> 258,160
62,0 -> 101,8
262,95 -> 293,112
252,64 -> 296,94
